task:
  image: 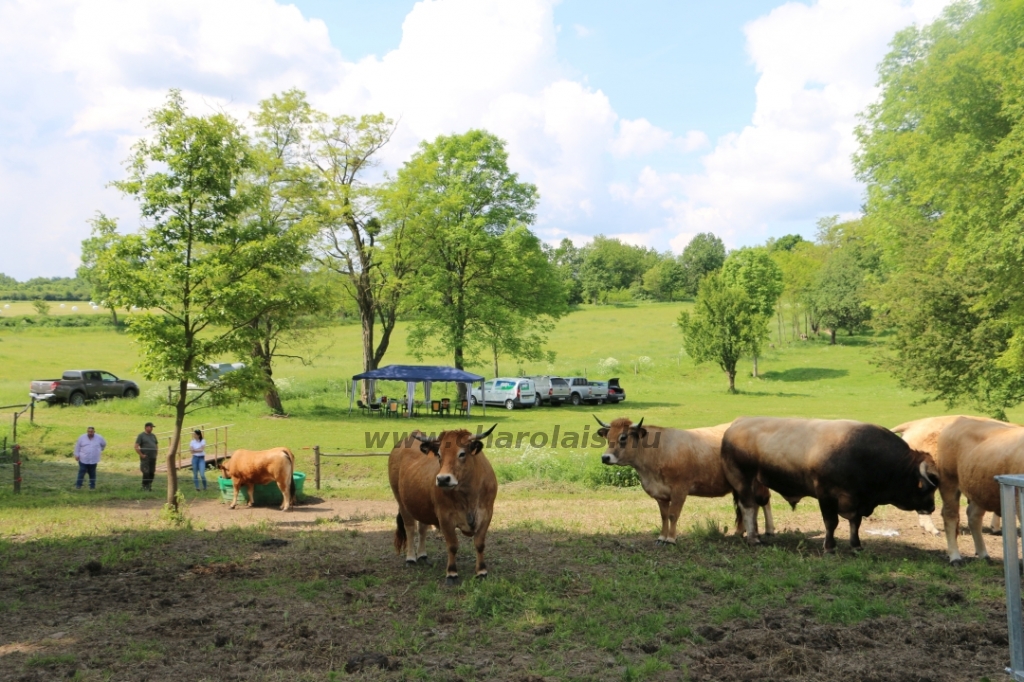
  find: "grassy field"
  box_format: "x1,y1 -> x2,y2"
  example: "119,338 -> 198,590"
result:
0,302 -> 1015,680
0,300 -> 109,317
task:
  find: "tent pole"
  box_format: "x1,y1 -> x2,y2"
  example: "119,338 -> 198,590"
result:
349,379 -> 356,416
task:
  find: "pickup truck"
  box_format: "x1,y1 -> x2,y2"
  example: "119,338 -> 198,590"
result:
525,375 -> 571,405
30,370 -> 140,406
564,377 -> 608,406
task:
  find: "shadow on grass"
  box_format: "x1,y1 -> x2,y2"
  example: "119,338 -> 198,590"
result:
761,368 -> 850,382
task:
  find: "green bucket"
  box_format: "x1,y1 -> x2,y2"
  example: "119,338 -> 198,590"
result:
218,472 -> 305,505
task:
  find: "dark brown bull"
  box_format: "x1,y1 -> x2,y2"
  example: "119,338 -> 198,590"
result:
722,417 -> 939,552
388,426 -> 498,584
595,416 -> 774,544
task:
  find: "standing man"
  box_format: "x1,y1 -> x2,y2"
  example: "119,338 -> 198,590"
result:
74,426 -> 106,490
135,422 -> 159,491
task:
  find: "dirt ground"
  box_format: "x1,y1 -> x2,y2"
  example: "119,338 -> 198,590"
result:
0,491 -> 1017,681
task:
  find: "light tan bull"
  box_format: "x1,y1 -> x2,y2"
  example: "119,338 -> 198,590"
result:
936,417 -> 1024,564
891,416 -> 1005,536
594,416 -> 774,545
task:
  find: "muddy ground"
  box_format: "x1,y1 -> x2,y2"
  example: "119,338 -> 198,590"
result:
0,492 -> 1017,681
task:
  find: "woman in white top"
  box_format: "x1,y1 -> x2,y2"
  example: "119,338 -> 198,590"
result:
190,429 -> 207,491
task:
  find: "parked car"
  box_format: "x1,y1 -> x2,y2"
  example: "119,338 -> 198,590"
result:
30,370 -> 139,406
470,378 -> 537,410
564,377 -> 608,406
526,375 -> 570,405
605,377 -> 626,403
188,362 -> 246,388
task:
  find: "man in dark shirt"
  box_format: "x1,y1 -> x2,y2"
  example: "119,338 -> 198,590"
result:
134,422 -> 159,491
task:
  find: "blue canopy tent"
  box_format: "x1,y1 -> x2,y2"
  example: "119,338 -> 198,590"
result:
350,365 -> 486,417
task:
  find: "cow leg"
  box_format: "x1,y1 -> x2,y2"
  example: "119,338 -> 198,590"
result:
990,512 -> 1003,536
818,499 -> 840,553
472,514 -> 492,579
416,521 -> 430,562
848,514 -> 863,551
941,487 -> 963,565
663,494 -> 686,545
762,500 -> 775,537
654,498 -> 671,544
399,510 -> 419,564
918,512 -> 941,536
246,483 -> 255,508
277,475 -> 290,512
440,521 -> 460,585
230,481 -> 240,509
740,503 -> 760,545
966,501 -> 990,561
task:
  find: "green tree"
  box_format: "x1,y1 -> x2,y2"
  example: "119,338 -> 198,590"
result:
578,236 -> 660,303
640,256 -> 685,301
31,300 -> 50,315
770,240 -> 823,341
679,232 -> 726,296
396,130 -> 563,388
854,0 -> 1024,415
307,109 -> 399,401
545,238 -> 586,305
810,248 -> 870,345
721,247 -> 783,376
105,91 -> 293,508
679,273 -> 763,393
77,214 -> 122,324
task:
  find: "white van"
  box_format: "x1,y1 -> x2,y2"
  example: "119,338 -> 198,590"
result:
470,378 -> 537,410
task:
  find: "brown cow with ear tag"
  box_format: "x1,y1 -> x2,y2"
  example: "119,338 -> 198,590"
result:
388,426 -> 498,584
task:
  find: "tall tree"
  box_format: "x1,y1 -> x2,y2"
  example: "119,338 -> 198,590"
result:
810,248 -> 870,345
679,232 -> 726,296
397,130 -> 562,387
854,0 -> 1024,416
308,111 -> 398,401
679,273 -> 763,393
77,214 -> 122,324
721,247 -> 783,376
105,91 -> 292,508
578,236 -> 660,303
545,238 -> 586,305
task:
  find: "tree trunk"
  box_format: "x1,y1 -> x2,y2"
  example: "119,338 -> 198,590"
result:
492,344 -> 499,378
752,355 -> 759,378
167,379 -> 185,509
727,370 -> 737,394
109,306 -> 118,325
360,302 -> 376,403
830,328 -> 836,345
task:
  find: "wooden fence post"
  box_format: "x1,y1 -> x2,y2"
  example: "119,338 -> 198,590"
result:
314,445 -> 321,491
13,444 -> 21,494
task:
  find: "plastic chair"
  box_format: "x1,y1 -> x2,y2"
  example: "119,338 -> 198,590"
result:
430,400 -> 442,416
440,398 -> 451,416
455,399 -> 468,417
387,400 -> 399,418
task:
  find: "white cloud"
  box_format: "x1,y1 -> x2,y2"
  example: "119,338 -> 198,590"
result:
611,0 -> 952,251
609,119 -> 709,158
573,24 -> 592,38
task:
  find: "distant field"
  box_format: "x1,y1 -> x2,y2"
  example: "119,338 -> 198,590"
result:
0,300 -> 111,316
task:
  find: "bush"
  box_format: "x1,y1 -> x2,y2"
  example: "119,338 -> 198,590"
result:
0,315 -> 119,328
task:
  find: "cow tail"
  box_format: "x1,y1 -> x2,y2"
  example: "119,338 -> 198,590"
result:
394,513 -> 407,555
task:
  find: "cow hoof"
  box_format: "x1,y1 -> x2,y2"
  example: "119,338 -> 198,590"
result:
763,532 -> 776,538
444,576 -> 459,586
405,559 -> 417,566
991,529 -> 1003,537
475,572 -> 488,580
416,555 -> 428,563
949,558 -> 965,567
654,539 -> 664,546
851,545 -> 864,554
229,504 -> 236,510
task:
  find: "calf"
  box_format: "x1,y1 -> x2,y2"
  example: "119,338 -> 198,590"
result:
219,447 -> 296,511
891,416 -> 1004,536
935,417 -> 1024,564
388,426 -> 498,584
595,416 -> 773,544
722,417 -> 939,552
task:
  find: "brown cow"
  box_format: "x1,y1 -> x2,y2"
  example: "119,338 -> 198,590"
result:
722,417 -> 939,552
594,416 -> 774,544
935,417 -> 1024,564
891,416 -> 1004,536
219,447 -> 296,511
388,426 -> 498,584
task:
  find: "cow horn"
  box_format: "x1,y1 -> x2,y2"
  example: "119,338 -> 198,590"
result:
919,460 -> 939,486
474,424 -> 497,440
634,417 -> 644,430
412,433 -> 436,443
593,415 -> 610,428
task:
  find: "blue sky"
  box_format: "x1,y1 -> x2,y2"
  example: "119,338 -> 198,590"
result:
0,0 -> 951,279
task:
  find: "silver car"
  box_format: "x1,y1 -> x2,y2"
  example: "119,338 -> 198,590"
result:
470,378 -> 537,410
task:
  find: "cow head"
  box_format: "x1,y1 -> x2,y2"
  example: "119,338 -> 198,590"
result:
218,460 -> 231,480
895,453 -> 940,513
415,425 -> 497,490
595,415 -> 649,466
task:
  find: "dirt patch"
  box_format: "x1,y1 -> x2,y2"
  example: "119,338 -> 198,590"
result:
0,494 -> 1016,681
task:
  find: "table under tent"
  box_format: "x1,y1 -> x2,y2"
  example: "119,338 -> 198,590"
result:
348,365 -> 486,417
